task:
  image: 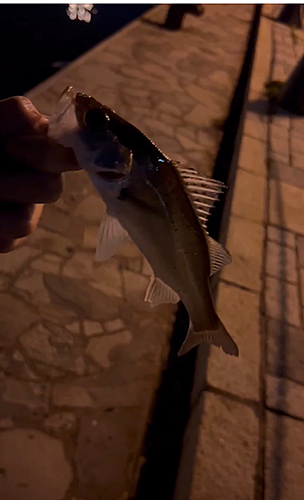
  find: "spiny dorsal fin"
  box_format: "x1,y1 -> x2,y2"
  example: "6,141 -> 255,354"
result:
206,235 -> 231,276
174,165 -> 226,232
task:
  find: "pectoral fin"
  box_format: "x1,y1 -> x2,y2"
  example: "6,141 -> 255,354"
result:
96,214 -> 129,261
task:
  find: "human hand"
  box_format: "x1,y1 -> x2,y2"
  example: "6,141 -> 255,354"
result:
0,96 -> 79,252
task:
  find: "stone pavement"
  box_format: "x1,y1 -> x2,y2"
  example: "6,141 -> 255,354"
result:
0,5 -> 254,500
176,9 -> 304,500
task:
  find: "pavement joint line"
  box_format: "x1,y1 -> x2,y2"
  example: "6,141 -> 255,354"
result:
295,237 -> 304,326
264,271 -> 298,285
205,385 -> 260,412
262,313 -> 303,330
265,405 -> 304,423
219,277 -> 261,295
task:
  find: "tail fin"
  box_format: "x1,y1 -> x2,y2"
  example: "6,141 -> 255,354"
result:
178,318 -> 239,357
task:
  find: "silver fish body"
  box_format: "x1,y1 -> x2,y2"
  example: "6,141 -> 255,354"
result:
51,90 -> 239,357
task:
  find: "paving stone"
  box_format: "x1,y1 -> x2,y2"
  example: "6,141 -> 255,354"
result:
185,103 -> 220,128
269,161 -> 304,189
123,270 -> 150,309
269,180 -> 304,235
176,126 -> 196,142
53,385 -> 94,408
75,194 -> 107,222
89,260 -> 124,299
266,374 -> 304,420
189,392 -> 259,500
291,151 -> 304,170
0,428 -> 72,500
207,282 -> 260,401
44,274 -> 119,320
160,113 -> 181,126
8,351 -> 39,381
238,135 -> 267,176
142,258 -> 153,277
296,236 -> 304,268
290,117 -> 304,136
40,206 -> 84,242
197,130 -> 219,150
187,84 -> 223,111
221,215 -> 264,291
20,323 -> 86,375
158,101 -> 182,117
118,241 -> 140,258
144,118 -> 174,137
75,408 -> 145,500
269,150 -> 289,165
209,69 -> 232,88
267,226 -> 295,248
14,269 -> 78,325
266,240 -> 297,282
2,379 -> 49,413
63,251 -> 94,280
83,320 -> 104,337
0,246 -> 40,274
86,331 -> 132,369
127,259 -> 142,273
270,123 -> 289,141
176,133 -> 202,151
27,228 -> 75,257
300,268 -> 304,306
265,411 -> 304,500
53,381 -> 150,409
243,114 -> 267,142
0,294 -> 38,348
231,169 -> 265,223
14,268 -> 51,304
271,115 -> 290,129
44,412 -> 77,434
266,318 -> 304,385
83,225 -> 99,249
104,319 -> 125,332
0,274 -> 10,292
31,254 -> 62,274
290,135 -> 303,154
66,321 -> 81,334
265,276 -> 301,327
0,417 -> 14,429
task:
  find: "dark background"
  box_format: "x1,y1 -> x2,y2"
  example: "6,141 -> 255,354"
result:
0,4 -> 153,100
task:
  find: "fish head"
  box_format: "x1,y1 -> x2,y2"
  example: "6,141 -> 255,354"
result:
74,92 -> 133,180
50,87 -> 169,192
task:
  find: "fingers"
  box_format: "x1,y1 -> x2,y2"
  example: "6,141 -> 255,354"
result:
0,203 -> 43,253
1,96 -> 80,174
0,96 -> 48,140
0,203 -> 43,241
5,134 -> 80,173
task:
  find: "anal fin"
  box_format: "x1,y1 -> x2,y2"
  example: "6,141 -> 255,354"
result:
144,276 -> 180,307
206,235 -> 231,276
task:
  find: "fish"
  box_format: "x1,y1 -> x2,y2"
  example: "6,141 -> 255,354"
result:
49,87 -> 239,357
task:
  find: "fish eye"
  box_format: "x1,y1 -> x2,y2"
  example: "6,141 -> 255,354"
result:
84,108 -> 110,129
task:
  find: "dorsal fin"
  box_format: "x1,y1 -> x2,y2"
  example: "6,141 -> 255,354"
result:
174,165 -> 225,232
